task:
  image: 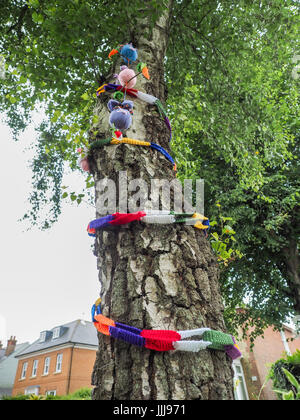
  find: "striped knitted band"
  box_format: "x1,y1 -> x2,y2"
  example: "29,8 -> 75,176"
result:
87,211 -> 210,237
91,301 -> 241,358
89,137 -> 176,170
96,83 -> 172,142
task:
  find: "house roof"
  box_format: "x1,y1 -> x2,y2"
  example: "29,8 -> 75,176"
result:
16,320 -> 98,358
0,343 -> 30,389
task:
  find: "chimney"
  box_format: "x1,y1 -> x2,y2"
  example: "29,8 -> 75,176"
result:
5,336 -> 17,356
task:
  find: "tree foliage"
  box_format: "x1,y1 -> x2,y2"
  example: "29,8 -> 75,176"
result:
0,0 -> 299,336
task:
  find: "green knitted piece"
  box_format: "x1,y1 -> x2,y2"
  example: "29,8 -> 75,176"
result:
202,330 -> 234,350
89,138 -> 112,150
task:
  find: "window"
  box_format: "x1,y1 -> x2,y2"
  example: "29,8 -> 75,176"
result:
233,359 -> 249,400
21,362 -> 28,379
46,390 -> 56,396
25,386 -> 39,396
32,360 -> 38,377
55,353 -> 63,373
39,331 -> 46,342
43,357 -> 50,375
52,327 -> 60,339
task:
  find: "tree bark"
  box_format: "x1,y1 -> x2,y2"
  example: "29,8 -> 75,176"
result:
90,8 -> 234,400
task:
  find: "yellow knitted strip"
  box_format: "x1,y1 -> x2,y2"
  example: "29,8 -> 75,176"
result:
192,213 -> 208,221
194,221 -> 209,230
111,137 -> 151,147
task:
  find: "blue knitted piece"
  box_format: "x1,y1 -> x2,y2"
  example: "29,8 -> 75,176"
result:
115,322 -> 142,335
109,326 -> 146,347
89,215 -> 114,230
150,143 -> 175,166
120,44 -> 138,65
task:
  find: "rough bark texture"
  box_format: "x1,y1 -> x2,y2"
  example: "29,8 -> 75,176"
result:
90,10 -> 234,400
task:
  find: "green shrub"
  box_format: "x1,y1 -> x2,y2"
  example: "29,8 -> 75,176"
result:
1,387 -> 92,401
261,350 -> 300,400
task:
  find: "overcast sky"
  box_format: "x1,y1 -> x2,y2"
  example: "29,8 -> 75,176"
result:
0,118 -> 100,346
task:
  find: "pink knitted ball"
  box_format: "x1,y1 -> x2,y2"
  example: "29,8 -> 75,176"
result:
80,157 -> 90,172
118,67 -> 136,89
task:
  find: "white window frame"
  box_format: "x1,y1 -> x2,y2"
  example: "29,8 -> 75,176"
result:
55,353 -> 63,373
25,386 -> 39,396
52,327 -> 60,340
43,356 -> 50,375
46,390 -> 57,396
32,359 -> 38,377
21,361 -> 28,379
39,331 -> 46,342
233,359 -> 249,400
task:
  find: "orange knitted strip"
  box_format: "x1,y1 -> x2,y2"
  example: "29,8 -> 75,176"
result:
94,314 -> 116,335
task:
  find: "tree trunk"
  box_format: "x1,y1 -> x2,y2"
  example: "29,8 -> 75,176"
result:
90,9 -> 234,400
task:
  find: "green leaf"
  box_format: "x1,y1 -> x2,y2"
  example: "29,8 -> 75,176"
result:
282,390 -> 295,400
81,93 -> 89,101
282,368 -> 300,392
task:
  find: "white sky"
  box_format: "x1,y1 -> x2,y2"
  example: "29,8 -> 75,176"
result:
0,117 -> 100,346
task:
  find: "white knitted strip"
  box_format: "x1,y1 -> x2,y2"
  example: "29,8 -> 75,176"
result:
173,340 -> 212,352
142,215 -> 176,224
144,210 -> 171,215
136,91 -> 158,104
178,328 -> 211,339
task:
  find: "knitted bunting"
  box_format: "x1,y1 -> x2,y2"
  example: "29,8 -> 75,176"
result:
87,211 -> 210,237
89,137 -> 176,171
91,300 -> 241,358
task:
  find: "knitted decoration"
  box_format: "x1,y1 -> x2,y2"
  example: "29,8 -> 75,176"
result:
87,211 -> 210,237
117,66 -> 137,89
91,300 -> 240,358
108,43 -> 138,65
89,137 -> 176,170
107,99 -> 133,130
77,147 -> 90,172
120,43 -> 138,65
96,84 -> 172,142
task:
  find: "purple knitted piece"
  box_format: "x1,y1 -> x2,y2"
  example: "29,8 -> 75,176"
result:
115,322 -> 143,335
89,215 -> 114,230
164,116 -> 172,141
109,326 -> 146,347
225,336 -> 242,360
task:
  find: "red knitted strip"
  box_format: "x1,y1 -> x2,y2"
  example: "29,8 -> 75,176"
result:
109,212 -> 147,225
144,337 -> 175,351
141,330 -> 181,341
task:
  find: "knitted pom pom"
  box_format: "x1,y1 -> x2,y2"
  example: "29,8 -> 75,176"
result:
120,43 -> 138,65
118,67 -> 137,89
79,157 -> 90,172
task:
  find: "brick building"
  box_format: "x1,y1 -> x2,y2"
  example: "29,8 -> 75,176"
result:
234,324 -> 300,400
12,320 -> 98,397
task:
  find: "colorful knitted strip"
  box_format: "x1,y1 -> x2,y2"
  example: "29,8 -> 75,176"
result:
91,301 -> 241,358
89,137 -> 176,170
87,211 -> 210,237
96,83 -> 172,142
